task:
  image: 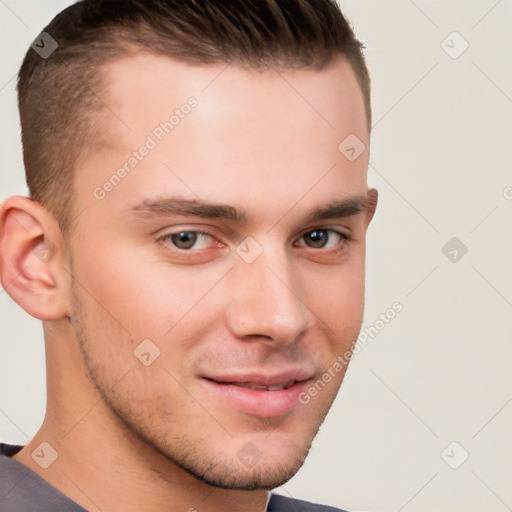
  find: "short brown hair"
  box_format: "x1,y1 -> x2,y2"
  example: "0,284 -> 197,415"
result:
18,0 -> 370,234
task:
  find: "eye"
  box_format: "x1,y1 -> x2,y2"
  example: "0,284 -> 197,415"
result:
158,231 -> 216,251
296,229 -> 350,249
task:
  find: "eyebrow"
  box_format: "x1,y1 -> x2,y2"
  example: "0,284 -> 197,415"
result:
129,198 -> 247,222
302,196 -> 369,223
128,195 -> 369,224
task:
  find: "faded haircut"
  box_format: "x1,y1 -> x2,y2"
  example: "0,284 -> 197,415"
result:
17,0 -> 370,234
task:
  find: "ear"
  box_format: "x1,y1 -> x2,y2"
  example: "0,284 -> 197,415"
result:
0,196 -> 71,320
365,187 -> 378,225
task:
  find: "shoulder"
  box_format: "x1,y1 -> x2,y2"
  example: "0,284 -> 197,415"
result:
267,493 -> 348,512
0,443 -> 87,512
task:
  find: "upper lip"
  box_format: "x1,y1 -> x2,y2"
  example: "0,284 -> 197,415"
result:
202,368 -> 314,387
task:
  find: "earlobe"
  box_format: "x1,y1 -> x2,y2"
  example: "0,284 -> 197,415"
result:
0,196 -> 70,320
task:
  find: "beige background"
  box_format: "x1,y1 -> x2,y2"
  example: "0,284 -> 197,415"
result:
1,1 -> 511,511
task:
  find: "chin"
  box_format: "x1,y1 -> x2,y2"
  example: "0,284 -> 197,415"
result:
176,422 -> 318,489
130,419 -> 318,491
175,446 -> 310,491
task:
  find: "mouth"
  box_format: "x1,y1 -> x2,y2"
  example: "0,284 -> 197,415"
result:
201,370 -> 313,418
206,379 -> 296,391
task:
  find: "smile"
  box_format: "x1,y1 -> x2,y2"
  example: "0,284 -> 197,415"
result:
212,380 -> 296,391
201,370 -> 314,418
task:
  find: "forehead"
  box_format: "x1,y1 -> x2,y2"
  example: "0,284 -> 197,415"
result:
74,53 -> 369,223
102,52 -> 366,122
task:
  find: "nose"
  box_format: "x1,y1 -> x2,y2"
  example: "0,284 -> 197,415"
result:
224,247 -> 313,346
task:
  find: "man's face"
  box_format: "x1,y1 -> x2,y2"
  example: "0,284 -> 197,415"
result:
67,53 -> 374,489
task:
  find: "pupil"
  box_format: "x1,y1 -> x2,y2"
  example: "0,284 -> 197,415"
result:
307,230 -> 327,248
172,232 -> 197,249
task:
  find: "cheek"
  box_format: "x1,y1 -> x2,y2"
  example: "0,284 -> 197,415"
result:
73,239 -> 228,339
306,259 -> 366,349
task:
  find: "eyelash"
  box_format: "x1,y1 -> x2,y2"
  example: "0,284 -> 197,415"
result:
155,228 -> 353,255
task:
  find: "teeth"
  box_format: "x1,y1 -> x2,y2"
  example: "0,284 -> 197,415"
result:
232,380 -> 295,391
241,383 -> 267,390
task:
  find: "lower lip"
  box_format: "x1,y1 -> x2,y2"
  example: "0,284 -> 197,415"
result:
201,379 -> 311,418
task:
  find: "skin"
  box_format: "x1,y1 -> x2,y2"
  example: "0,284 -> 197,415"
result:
0,53 -> 377,512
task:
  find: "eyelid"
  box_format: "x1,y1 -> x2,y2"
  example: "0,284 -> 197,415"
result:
296,226 -> 353,241
155,228 -> 222,253
154,223 -> 222,240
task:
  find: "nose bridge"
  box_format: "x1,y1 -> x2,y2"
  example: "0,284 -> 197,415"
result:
225,244 -> 311,344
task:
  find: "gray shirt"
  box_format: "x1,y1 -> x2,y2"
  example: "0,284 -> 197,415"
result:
1,444 -> 345,511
